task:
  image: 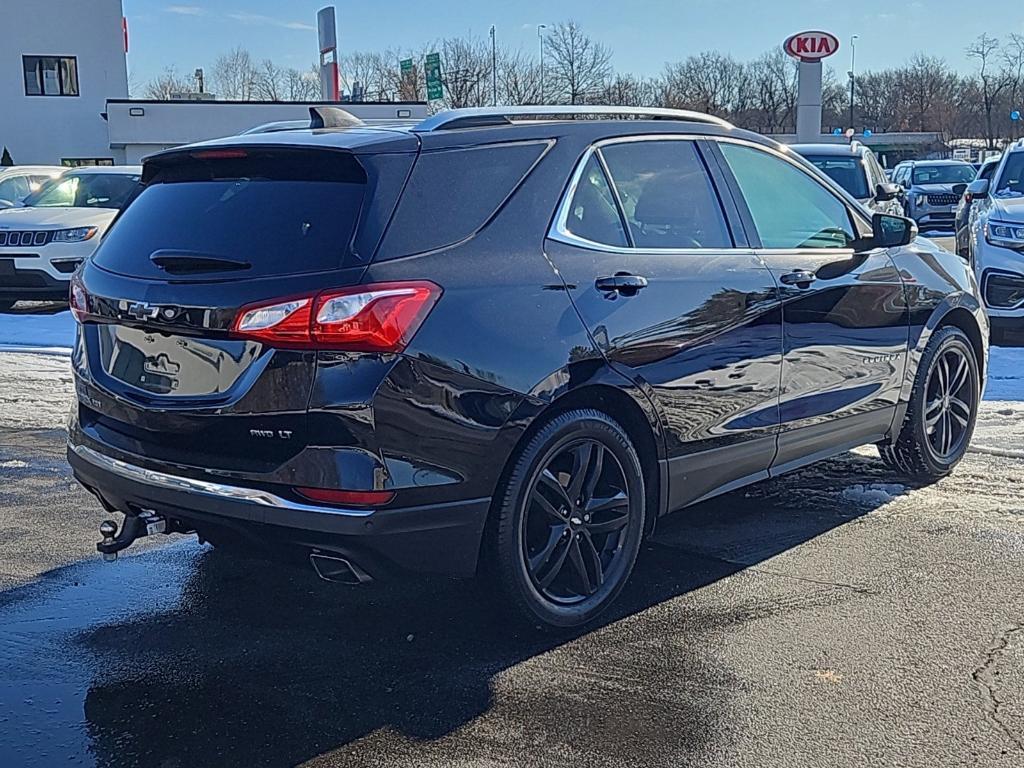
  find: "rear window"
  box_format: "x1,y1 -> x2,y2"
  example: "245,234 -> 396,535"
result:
801,155 -> 870,199
376,141 -> 548,260
93,150 -> 366,280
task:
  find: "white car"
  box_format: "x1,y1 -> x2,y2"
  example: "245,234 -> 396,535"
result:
0,166 -> 141,310
0,166 -> 65,209
966,140 -> 1024,343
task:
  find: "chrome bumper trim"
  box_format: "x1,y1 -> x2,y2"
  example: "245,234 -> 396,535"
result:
70,443 -> 374,518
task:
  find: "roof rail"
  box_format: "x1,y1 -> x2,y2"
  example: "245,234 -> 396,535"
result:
412,105 -> 733,132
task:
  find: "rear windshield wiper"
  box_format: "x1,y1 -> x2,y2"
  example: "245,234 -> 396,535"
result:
150,251 -> 252,274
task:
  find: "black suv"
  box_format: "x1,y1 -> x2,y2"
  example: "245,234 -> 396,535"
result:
68,106 -> 988,629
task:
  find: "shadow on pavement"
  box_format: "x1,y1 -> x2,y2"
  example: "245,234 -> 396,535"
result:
0,450 -> 905,767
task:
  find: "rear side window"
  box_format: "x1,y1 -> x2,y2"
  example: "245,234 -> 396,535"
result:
720,143 -> 856,250
93,150 -> 365,280
376,141 -> 547,260
601,140 -> 731,249
563,154 -> 628,247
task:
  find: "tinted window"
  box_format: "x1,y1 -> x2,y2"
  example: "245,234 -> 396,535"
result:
378,141 -> 547,259
720,143 -> 856,250
800,155 -> 870,199
995,153 -> 1024,198
93,153 -> 365,279
979,162 -> 998,182
912,164 -> 975,185
563,154 -> 628,247
23,55 -> 78,96
600,140 -> 731,248
23,173 -> 139,209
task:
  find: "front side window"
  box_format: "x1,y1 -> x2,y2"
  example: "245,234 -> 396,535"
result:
720,143 -> 857,250
23,56 -> 79,96
22,173 -> 139,209
994,154 -> 1024,198
600,140 -> 731,249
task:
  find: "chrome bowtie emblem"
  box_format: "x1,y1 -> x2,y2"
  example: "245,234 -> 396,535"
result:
125,301 -> 160,321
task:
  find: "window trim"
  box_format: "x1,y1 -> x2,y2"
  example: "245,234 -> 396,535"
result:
22,54 -> 80,97
549,134 -> 743,255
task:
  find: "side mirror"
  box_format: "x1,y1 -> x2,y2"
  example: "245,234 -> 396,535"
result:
874,182 -> 901,202
872,213 -> 917,248
966,178 -> 990,200
952,183 -> 968,198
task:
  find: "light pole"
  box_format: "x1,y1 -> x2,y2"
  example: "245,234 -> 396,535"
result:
538,24 -> 548,104
490,25 -> 497,106
848,34 -> 859,132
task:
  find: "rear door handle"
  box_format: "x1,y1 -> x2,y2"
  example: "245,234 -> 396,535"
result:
779,269 -> 817,287
595,274 -> 649,295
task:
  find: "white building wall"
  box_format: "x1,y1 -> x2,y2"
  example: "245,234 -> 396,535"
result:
0,0 -> 128,165
106,101 -> 429,164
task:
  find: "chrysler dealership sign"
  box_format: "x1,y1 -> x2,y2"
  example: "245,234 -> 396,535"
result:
783,31 -> 840,61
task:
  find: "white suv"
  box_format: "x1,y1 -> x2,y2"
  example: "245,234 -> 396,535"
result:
966,141 -> 1024,342
0,166 -> 141,310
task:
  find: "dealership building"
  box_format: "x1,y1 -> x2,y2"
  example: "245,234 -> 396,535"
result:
1,0 -> 425,166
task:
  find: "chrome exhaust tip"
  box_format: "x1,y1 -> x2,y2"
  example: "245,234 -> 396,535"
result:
309,552 -> 373,585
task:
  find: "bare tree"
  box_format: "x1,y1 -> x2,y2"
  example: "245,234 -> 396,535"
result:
967,34 -> 1015,148
662,52 -> 743,116
544,21 -> 613,104
439,36 -> 490,108
254,59 -> 285,101
212,46 -> 258,100
285,66 -> 321,101
499,49 -> 543,105
592,73 -> 660,107
143,67 -> 193,99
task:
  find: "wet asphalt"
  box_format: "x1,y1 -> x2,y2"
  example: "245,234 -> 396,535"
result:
0,424 -> 1022,768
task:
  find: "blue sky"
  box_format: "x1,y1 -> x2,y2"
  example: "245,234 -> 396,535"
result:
124,1 -> 1024,88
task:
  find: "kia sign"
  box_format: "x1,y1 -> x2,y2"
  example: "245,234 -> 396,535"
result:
784,31 -> 840,62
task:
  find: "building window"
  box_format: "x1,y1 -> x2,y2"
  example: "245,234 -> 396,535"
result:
23,56 -> 79,96
61,158 -> 114,167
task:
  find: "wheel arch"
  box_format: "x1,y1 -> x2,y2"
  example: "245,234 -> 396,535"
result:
902,293 -> 988,405
485,380 -> 667,563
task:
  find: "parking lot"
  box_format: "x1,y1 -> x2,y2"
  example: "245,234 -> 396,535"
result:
1,287 -> 1023,767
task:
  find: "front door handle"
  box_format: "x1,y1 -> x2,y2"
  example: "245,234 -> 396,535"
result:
779,269 -> 817,288
595,274 -> 649,295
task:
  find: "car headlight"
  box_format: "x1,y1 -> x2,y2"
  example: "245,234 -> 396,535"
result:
985,220 -> 1024,250
915,194 -> 928,207
51,226 -> 98,243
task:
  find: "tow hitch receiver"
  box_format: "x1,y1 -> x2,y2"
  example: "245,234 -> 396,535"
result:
97,510 -> 167,561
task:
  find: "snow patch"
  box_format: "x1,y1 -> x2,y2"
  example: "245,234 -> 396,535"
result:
0,459 -> 28,468
841,483 -> 908,505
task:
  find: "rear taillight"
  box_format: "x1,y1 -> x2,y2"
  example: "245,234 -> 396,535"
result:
231,281 -> 441,352
70,277 -> 89,323
295,487 -> 395,507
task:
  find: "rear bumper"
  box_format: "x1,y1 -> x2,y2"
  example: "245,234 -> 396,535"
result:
68,441 -> 491,579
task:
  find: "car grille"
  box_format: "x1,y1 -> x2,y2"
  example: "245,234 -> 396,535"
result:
0,230 -> 54,247
927,193 -> 959,206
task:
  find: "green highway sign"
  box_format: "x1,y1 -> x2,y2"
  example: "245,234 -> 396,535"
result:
425,52 -> 443,101
400,58 -> 413,74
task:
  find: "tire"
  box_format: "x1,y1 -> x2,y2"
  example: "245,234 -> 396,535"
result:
879,326 -> 980,480
490,409 -> 646,630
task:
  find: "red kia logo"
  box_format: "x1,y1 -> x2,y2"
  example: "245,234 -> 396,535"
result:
783,31 -> 840,61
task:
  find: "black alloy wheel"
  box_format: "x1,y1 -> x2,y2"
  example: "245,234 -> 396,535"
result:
523,439 -> 631,604
492,409 -> 646,629
923,345 -> 975,461
880,326 -> 980,479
